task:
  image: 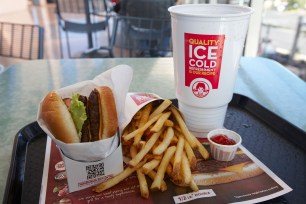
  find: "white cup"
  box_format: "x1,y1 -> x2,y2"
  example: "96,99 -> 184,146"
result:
168,4 -> 254,137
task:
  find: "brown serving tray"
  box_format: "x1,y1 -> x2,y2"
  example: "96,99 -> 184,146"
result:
4,94 -> 306,204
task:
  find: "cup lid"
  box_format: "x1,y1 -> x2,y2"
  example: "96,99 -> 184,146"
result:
168,4 -> 254,18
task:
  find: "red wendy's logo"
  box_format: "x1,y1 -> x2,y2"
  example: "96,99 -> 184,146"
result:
55,161 -> 65,171
184,33 -> 225,90
130,93 -> 158,106
192,80 -> 210,98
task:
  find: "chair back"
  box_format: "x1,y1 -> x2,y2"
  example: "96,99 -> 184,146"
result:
120,0 -> 175,18
55,0 -> 109,14
55,0 -> 86,15
111,15 -> 172,57
55,0 -> 110,32
0,22 -> 44,60
91,0 -> 111,16
120,0 -> 174,29
55,0 -> 111,58
82,0 -> 175,58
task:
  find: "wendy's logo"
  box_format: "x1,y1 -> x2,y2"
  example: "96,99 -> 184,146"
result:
192,80 -> 210,98
130,93 -> 158,105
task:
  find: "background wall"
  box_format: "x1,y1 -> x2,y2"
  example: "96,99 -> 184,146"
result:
0,0 -> 28,14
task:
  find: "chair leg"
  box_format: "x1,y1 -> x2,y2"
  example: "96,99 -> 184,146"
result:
58,23 -> 64,59
108,48 -> 114,57
65,31 -> 72,58
107,22 -> 111,46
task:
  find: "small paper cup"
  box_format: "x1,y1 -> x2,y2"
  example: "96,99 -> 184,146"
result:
207,129 -> 242,161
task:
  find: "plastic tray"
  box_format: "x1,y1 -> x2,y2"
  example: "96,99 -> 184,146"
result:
4,94 -> 306,204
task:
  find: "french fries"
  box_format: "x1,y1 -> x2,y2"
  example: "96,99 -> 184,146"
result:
169,107 -> 198,149
153,127 -> 174,155
150,112 -> 172,133
181,151 -> 192,185
142,159 -> 160,174
148,99 -> 172,120
151,146 -> 176,191
192,132 -> 210,160
184,140 -> 197,170
133,103 -> 153,145
122,113 -> 163,141
93,160 -> 146,193
129,130 -> 163,167
130,145 -> 149,198
93,99 -> 210,199
147,170 -> 167,192
172,135 -> 184,180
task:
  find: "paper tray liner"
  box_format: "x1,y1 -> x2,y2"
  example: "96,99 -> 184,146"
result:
4,94 -> 305,204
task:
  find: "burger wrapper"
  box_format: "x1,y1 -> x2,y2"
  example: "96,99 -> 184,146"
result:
37,64 -> 133,162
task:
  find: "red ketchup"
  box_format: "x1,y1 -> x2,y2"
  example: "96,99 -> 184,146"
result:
210,134 -> 236,145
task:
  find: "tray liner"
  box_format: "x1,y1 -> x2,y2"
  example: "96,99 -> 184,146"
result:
4,94 -> 306,204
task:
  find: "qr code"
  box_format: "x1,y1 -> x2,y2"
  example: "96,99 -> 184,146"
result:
86,163 -> 105,180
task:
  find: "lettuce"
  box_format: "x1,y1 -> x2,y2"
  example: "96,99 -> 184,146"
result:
69,93 -> 87,138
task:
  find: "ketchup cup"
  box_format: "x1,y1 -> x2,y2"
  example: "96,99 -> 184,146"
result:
207,128 -> 242,161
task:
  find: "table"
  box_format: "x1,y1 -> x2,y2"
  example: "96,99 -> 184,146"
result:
0,57 -> 305,203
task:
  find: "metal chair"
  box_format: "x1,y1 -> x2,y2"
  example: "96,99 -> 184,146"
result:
106,0 -> 174,57
0,22 -> 44,60
119,0 -> 175,19
55,0 -> 112,58
110,15 -> 172,57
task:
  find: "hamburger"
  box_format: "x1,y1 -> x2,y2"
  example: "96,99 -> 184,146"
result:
192,150 -> 264,186
41,86 -> 117,143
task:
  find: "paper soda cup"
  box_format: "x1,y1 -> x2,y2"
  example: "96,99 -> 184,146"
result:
168,4 -> 254,137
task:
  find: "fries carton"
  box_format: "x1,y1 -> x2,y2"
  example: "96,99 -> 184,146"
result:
120,93 -> 167,132
120,92 -> 188,132
37,65 -> 133,192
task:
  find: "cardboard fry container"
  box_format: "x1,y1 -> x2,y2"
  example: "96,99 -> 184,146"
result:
120,92 -> 181,134
37,65 -> 133,192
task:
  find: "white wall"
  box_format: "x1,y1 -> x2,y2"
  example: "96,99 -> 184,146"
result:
244,0 -> 264,57
0,0 -> 28,14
